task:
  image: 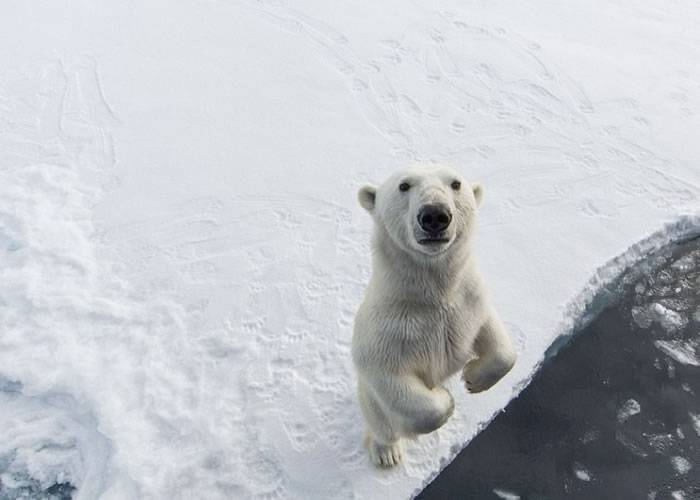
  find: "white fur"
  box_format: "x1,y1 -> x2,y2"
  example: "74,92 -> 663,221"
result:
352,165 -> 516,468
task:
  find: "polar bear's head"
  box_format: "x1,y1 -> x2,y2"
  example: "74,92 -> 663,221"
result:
358,165 -> 483,257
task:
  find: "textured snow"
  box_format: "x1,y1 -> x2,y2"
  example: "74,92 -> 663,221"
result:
1,1 -> 700,499
0,388 -> 111,500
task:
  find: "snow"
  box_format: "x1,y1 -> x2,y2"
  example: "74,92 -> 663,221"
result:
0,388 -> 111,499
0,1 -> 700,499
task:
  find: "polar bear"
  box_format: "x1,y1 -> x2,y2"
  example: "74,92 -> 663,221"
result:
352,165 -> 517,468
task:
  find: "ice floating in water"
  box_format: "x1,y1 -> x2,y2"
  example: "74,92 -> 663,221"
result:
631,306 -> 654,329
670,456 -> 692,475
617,398 -> 641,423
492,488 -> 520,500
671,255 -> 695,273
631,305 -> 662,331
690,412 -> 700,437
654,339 -> 700,366
614,430 -> 648,458
572,463 -> 592,482
646,433 -> 675,454
653,304 -> 688,333
581,429 -> 600,444
631,304 -> 688,333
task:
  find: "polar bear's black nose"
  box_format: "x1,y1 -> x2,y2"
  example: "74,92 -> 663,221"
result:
418,205 -> 452,233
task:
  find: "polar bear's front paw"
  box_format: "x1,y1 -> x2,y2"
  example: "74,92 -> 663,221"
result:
462,352 -> 515,393
402,387 -> 454,435
462,358 -> 489,393
366,436 -> 403,468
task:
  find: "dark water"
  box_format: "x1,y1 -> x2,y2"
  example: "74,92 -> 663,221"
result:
418,237 -> 700,500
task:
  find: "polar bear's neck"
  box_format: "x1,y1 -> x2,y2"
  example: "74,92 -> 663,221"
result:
370,227 -> 479,305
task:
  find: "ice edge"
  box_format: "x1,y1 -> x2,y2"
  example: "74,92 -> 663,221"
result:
411,213 -> 700,499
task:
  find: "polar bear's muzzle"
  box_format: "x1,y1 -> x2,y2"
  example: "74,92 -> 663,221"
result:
416,204 -> 452,245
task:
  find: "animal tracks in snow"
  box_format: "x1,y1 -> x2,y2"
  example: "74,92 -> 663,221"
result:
98,186 -> 369,496
238,0 -> 698,225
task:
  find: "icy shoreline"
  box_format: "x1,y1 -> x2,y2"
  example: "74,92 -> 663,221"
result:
412,215 -> 700,498
419,225 -> 700,499
552,215 -> 700,358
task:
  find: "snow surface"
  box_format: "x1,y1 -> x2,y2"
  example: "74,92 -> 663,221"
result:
1,1 -> 700,499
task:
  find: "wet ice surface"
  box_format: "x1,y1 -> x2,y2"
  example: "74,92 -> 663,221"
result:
418,237 -> 700,500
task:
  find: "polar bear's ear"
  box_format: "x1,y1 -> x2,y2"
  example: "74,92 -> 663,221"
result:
472,183 -> 484,207
358,185 -> 377,212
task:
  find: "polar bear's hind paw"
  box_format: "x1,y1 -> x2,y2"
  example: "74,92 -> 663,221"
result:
367,436 -> 403,468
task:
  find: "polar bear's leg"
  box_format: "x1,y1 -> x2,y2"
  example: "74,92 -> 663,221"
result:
358,381 -> 403,467
359,375 -> 454,467
368,374 -> 455,436
462,315 -> 516,393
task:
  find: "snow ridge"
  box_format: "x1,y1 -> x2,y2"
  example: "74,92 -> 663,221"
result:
0,59 -> 189,498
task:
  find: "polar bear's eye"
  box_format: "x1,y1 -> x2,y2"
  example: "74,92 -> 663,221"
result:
451,180 -> 461,191
399,182 -> 410,192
